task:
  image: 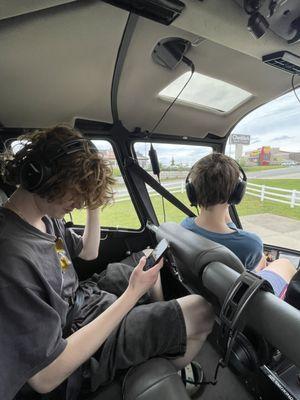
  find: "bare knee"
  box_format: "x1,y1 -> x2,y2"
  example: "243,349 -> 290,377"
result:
265,258 -> 297,282
177,294 -> 215,339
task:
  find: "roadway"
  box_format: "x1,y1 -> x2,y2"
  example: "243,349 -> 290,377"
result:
241,213 -> 300,253
115,166 -> 300,197
115,166 -> 300,185
247,166 -> 300,179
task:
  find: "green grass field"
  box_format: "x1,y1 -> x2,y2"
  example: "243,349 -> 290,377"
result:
68,178 -> 300,228
243,165 -> 285,172
236,179 -> 300,220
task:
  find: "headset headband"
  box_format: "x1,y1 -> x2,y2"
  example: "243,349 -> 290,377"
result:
19,138 -> 95,192
185,156 -> 247,207
47,139 -> 88,162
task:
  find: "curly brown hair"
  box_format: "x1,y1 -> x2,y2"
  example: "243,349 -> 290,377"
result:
189,153 -> 240,208
2,125 -> 115,209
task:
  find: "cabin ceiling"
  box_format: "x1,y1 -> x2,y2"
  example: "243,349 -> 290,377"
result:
0,0 -> 299,138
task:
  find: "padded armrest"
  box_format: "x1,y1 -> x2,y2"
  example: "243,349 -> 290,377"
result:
203,262 -> 300,367
154,222 -> 245,295
123,358 -> 190,400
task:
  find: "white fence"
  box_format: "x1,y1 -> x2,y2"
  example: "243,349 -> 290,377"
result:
246,182 -> 300,208
115,181 -> 300,208
115,182 -> 186,202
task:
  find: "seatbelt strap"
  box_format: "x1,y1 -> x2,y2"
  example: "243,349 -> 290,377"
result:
127,162 -> 196,217
63,287 -> 85,338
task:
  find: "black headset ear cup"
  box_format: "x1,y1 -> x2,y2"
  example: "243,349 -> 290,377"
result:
18,139 -> 89,193
227,160 -> 248,205
19,158 -> 51,192
228,179 -> 247,205
229,333 -> 259,376
185,179 -> 198,207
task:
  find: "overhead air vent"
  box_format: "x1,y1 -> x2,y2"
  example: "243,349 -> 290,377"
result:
103,0 -> 185,25
262,51 -> 300,75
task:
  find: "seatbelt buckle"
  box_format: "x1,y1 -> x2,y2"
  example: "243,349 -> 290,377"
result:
68,295 -> 75,306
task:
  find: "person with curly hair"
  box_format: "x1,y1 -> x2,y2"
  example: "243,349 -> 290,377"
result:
0,126 -> 214,400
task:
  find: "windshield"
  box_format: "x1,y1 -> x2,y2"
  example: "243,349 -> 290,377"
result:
226,89 -> 300,251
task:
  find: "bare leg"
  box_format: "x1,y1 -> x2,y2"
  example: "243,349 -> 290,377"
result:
263,258 -> 296,283
149,272 -> 164,301
143,248 -> 164,301
255,254 -> 267,272
170,294 -> 215,370
143,251 -> 214,366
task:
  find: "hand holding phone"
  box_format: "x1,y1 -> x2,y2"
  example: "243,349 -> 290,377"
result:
143,238 -> 169,271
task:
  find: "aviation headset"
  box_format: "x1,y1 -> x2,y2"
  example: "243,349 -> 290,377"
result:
19,139 -> 92,192
185,157 -> 247,207
226,331 -> 271,377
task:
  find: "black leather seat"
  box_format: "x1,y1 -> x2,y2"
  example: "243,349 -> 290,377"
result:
85,358 -> 190,400
16,358 -> 190,400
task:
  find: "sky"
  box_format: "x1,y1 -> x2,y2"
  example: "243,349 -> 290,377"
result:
232,89 -> 300,153
94,88 -> 300,166
134,142 -> 211,166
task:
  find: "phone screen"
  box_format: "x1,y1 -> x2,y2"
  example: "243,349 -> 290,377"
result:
144,238 -> 169,271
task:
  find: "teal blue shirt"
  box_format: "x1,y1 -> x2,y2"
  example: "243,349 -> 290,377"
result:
181,217 -> 263,271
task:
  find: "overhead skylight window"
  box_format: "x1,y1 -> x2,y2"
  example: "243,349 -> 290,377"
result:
159,72 -> 252,113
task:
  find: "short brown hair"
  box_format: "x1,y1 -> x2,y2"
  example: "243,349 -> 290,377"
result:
189,153 -> 240,208
2,125 -> 115,209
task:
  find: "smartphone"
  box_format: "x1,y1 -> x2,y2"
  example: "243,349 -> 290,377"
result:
143,238 -> 169,271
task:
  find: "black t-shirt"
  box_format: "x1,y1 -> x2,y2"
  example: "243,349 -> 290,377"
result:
0,207 -> 83,399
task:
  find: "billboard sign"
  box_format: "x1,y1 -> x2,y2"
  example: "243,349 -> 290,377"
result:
229,134 -> 250,145
250,150 -> 259,157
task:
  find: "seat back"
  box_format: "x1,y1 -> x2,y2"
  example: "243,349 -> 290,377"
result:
155,222 -> 245,295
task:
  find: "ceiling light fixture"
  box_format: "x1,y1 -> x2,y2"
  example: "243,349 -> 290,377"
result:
262,51 -> 300,75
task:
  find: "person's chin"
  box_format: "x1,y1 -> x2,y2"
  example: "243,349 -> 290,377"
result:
48,211 -> 65,219
59,212 -> 67,219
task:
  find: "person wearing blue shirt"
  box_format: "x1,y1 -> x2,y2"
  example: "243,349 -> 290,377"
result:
182,153 -> 296,299
181,218 -> 263,271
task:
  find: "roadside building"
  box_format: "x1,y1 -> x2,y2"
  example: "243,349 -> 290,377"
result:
244,147 -> 300,166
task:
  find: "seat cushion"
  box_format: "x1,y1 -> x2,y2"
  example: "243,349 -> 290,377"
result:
83,358 -> 190,400
82,380 -> 122,400
123,358 -> 190,400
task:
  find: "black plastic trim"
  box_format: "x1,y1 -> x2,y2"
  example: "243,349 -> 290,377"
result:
111,13 -> 138,123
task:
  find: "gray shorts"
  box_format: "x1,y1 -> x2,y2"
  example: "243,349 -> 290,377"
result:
74,252 -> 187,391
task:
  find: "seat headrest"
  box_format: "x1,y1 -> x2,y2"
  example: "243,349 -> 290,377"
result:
155,222 -> 245,295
